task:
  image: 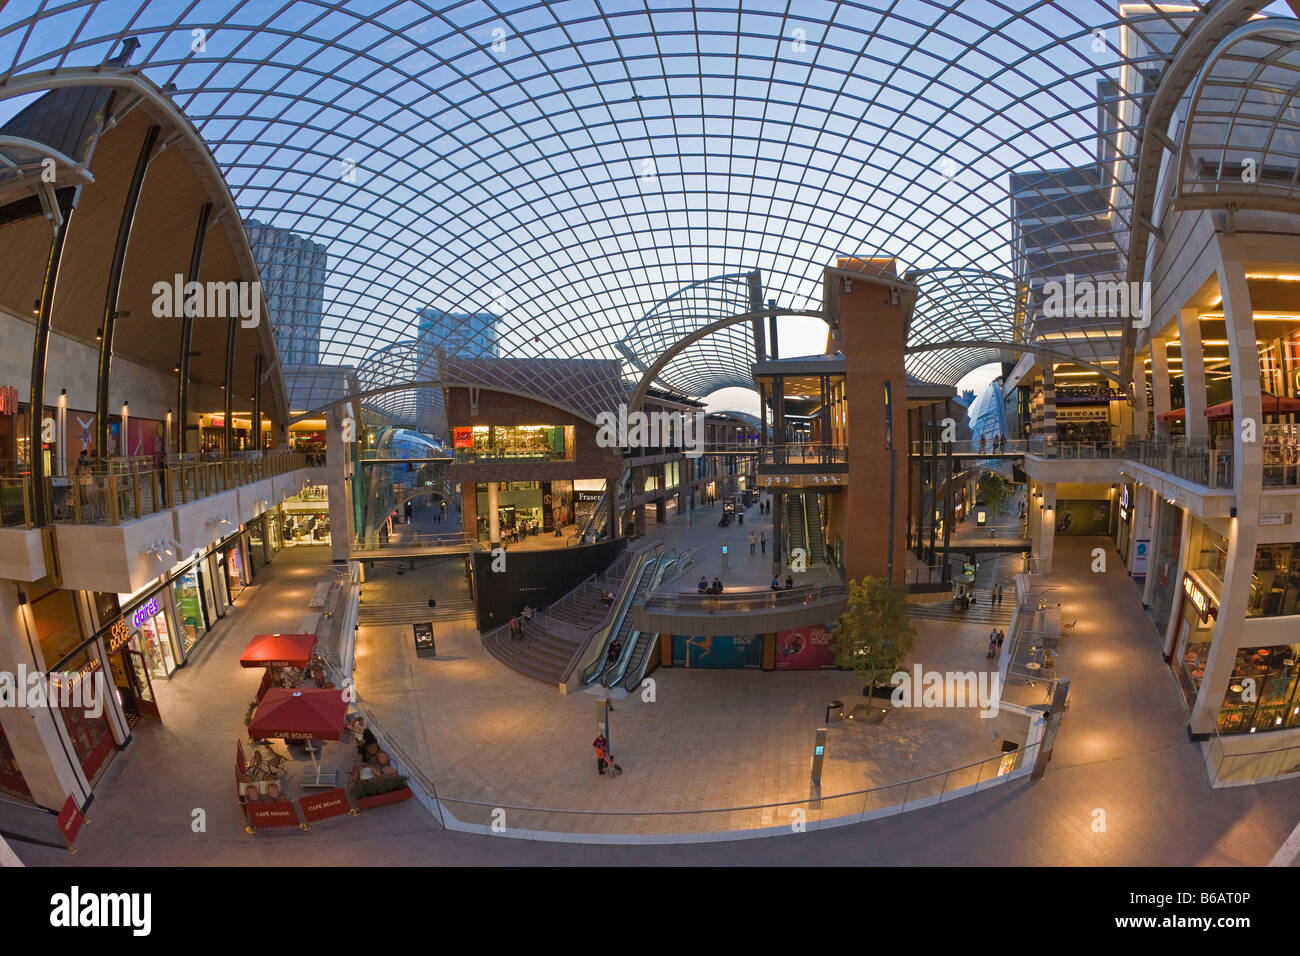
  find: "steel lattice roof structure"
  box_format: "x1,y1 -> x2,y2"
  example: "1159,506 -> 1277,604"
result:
2,0 -> 1296,411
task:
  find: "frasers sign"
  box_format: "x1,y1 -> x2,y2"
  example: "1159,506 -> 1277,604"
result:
131,597 -> 160,628
1183,575 -> 1218,623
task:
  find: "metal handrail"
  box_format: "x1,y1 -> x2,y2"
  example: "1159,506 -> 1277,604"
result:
437,740 -> 1040,823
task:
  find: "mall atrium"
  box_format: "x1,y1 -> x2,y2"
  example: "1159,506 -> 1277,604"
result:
0,0 -> 1297,873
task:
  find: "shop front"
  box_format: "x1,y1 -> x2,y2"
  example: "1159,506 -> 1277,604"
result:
1147,499 -> 1184,639
246,516 -> 267,578
1215,642 -> 1300,734
474,481 -> 546,539
1171,572 -> 1220,711
222,536 -> 248,602
1114,482 -> 1135,565
573,484 -> 605,534
0,720 -> 31,801
118,591 -> 179,683
51,643 -> 124,782
282,487 -> 332,546
170,560 -> 211,656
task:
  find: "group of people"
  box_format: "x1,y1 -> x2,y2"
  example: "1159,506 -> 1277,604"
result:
592,733 -> 622,778
979,434 -> 1008,452
986,629 -> 1007,659
508,605 -> 534,640
347,716 -> 401,784
770,574 -> 795,590
757,498 -> 770,515
697,575 -> 725,595
747,530 -> 768,555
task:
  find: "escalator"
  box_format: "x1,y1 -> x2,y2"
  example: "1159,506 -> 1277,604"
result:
594,550 -> 674,687
803,493 -> 826,564
580,547 -> 663,685
572,467 -> 630,544
616,546 -> 700,692
786,494 -> 808,559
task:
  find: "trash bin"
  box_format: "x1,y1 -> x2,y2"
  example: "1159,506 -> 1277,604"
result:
826,699 -> 844,723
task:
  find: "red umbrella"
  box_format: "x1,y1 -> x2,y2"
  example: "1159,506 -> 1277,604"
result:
1156,407 -> 1185,422
1204,392 -> 1300,420
240,633 -> 318,669
248,689 -> 348,741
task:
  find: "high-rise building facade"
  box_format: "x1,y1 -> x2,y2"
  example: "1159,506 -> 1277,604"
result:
244,218 -> 328,366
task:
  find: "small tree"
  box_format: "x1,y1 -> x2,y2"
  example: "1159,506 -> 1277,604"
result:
832,577 -> 916,695
977,471 -> 1013,514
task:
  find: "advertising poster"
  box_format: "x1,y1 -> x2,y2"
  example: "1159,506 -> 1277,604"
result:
1054,499 -> 1111,536
774,623 -> 838,670
671,634 -> 762,669
1131,539 -> 1150,578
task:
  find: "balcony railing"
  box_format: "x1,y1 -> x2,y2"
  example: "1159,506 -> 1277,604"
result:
756,444 -> 849,467
0,452 -> 308,528
451,447 -> 572,463
643,581 -> 846,614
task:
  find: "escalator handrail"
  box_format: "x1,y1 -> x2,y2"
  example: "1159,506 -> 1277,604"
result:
600,549 -> 673,686
578,546 -> 660,684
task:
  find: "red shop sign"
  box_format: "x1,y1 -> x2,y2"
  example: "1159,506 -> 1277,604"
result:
244,800 -> 300,830
0,385 -> 18,416
299,788 -> 351,823
56,794 -> 86,847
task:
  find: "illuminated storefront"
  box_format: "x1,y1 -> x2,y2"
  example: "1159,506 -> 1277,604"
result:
454,424 -> 574,461
1171,572 -> 1219,711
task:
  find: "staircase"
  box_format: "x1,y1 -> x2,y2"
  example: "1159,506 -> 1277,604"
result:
357,598 -> 476,625
481,546 -> 640,684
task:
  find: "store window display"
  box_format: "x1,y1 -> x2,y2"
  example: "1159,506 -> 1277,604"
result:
126,595 -> 177,680
1248,544 -> 1300,617
1216,643 -> 1300,734
170,566 -> 208,654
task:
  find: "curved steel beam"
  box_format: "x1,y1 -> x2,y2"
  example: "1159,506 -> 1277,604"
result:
290,380 -> 611,427
1120,0 -> 1271,392
903,341 -> 1122,384
627,308 -> 827,412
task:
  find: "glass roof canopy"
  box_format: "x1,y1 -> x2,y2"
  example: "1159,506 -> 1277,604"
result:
1,0 -> 1283,408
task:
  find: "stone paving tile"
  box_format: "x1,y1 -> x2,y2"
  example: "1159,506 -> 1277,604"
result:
13,535 -> 1300,866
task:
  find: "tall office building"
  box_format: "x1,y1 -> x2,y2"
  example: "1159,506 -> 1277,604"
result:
415,308 -> 500,358
244,218 -> 328,366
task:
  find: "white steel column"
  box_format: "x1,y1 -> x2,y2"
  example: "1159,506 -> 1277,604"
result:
1189,251 -> 1263,736
1150,336 -> 1172,441
1132,350 -> 1150,439
1178,308 -> 1208,441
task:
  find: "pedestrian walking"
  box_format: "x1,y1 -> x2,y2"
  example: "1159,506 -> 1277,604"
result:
760,531 -> 767,554
593,734 -> 607,775
987,636 -> 997,659
508,617 -> 518,641
737,510 -> 743,525
748,531 -> 756,555
996,629 -> 1005,650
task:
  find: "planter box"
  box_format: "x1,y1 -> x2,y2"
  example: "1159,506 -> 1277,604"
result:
355,786 -> 414,811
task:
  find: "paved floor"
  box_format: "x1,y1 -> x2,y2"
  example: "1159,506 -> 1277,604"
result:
12,532 -> 1300,864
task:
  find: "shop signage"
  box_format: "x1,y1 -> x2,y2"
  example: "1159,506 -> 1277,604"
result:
106,617 -> 131,654
0,385 -> 17,415
1183,575 -> 1218,623
1054,407 -> 1110,421
131,597 -> 160,628
453,427 -> 472,448
56,794 -> 86,847
575,491 -> 604,504
299,788 -> 351,822
413,622 -> 436,659
1259,513 -> 1292,526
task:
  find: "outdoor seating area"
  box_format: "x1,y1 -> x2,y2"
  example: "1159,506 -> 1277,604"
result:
236,633 -> 413,833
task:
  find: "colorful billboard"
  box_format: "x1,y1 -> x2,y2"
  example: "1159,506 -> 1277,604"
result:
671,634 -> 762,669
774,623 -> 837,670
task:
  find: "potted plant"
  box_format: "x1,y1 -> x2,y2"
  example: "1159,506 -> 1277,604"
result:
352,774 -> 413,810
